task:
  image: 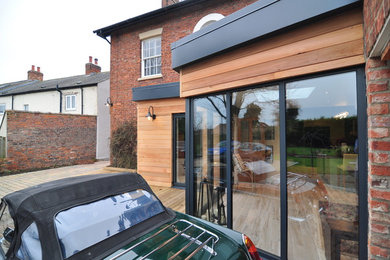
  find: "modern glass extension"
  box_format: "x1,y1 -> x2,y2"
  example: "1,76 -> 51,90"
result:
187,68 -> 367,260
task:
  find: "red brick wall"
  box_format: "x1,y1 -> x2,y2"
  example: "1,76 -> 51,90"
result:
3,111 -> 96,173
109,0 -> 257,132
364,0 -> 390,259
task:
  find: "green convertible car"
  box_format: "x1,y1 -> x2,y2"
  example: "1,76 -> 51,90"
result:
0,172 -> 261,260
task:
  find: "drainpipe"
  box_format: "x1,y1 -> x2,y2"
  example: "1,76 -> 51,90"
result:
81,87 -> 84,115
11,95 -> 14,110
56,84 -> 62,113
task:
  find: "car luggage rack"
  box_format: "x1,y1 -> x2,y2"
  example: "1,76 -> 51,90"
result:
109,219 -> 219,260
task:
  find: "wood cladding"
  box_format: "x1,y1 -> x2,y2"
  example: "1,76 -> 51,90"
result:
180,8 -> 364,97
137,98 -> 185,187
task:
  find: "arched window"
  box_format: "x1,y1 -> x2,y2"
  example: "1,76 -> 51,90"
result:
193,13 -> 225,32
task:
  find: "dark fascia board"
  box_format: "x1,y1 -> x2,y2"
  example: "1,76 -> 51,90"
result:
93,0 -> 208,38
132,82 -> 180,101
171,0 -> 360,71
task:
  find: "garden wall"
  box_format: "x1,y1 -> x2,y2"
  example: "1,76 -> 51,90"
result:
1,111 -> 96,173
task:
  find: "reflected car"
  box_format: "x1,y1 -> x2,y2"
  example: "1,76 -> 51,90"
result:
0,172 -> 262,260
238,142 -> 272,162
208,141 -> 241,156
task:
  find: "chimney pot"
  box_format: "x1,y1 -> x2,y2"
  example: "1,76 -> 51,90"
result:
85,57 -> 101,75
28,65 -> 43,81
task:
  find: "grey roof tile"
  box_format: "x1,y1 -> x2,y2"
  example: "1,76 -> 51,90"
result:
0,72 -> 110,96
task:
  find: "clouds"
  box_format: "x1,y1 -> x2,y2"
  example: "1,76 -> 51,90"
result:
0,0 -> 160,83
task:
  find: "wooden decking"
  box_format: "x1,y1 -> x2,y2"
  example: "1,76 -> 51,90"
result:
151,186 -> 186,213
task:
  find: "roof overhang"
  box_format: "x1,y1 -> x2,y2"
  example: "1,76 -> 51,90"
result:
171,0 -> 361,71
93,0 -> 208,39
132,82 -> 180,101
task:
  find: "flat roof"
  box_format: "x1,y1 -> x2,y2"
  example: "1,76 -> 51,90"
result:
171,0 -> 360,71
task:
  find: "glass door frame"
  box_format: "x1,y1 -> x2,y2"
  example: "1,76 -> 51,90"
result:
185,66 -> 367,260
173,113 -> 186,188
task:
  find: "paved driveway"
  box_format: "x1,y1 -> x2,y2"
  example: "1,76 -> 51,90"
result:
0,160 -> 119,197
0,161 -> 185,253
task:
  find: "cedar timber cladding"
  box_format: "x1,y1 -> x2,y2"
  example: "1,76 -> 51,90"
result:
180,8 -> 364,97
137,98 -> 185,187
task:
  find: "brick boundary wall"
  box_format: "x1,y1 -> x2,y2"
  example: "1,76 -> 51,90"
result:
1,111 -> 96,173
364,1 -> 390,259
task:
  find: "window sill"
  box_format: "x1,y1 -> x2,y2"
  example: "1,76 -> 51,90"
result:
138,74 -> 163,81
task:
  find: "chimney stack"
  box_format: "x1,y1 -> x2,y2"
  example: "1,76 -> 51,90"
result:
86,56 -> 101,75
28,65 -> 43,81
162,0 -> 179,7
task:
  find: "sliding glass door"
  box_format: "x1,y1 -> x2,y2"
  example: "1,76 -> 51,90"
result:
231,86 -> 280,256
286,72 -> 359,259
193,95 -> 227,225
189,69 -> 366,260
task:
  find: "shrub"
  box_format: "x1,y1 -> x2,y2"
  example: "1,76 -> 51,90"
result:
110,121 -> 137,169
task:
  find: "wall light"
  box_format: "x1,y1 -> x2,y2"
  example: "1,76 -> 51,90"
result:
105,97 -> 113,107
146,106 -> 156,121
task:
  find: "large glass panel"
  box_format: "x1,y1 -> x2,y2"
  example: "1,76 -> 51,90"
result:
232,86 -> 280,256
286,72 -> 359,259
193,95 -> 227,225
174,114 -> 186,186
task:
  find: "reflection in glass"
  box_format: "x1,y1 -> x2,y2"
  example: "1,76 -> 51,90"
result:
193,95 -> 227,225
55,190 -> 164,258
232,86 -> 280,256
286,72 -> 359,259
174,114 -> 186,185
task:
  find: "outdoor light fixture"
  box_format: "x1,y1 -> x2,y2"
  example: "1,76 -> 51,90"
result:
105,97 -> 113,107
146,106 -> 156,121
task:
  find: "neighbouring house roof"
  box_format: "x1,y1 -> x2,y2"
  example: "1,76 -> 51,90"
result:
0,72 -> 110,97
171,0 -> 360,70
93,0 -> 208,39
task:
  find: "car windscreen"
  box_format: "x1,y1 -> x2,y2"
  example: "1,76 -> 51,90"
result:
54,189 -> 164,259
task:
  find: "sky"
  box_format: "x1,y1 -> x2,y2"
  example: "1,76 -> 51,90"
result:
0,0 -> 161,83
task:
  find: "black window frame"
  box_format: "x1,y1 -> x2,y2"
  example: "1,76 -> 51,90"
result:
185,66 -> 367,260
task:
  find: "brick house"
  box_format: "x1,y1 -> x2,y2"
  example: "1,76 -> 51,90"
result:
95,0 -> 390,259
0,57 -> 111,170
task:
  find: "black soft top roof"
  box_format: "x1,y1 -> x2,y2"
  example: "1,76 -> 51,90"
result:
5,173 -> 143,215
2,172 -> 175,260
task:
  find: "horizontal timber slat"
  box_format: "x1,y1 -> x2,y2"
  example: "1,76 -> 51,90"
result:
181,24 -> 362,83
138,105 -> 185,115
182,39 -> 363,96
180,8 -> 364,98
137,97 -> 185,187
182,55 -> 364,97
182,8 -> 362,75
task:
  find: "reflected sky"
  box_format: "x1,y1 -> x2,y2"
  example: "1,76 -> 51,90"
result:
287,72 -> 357,120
